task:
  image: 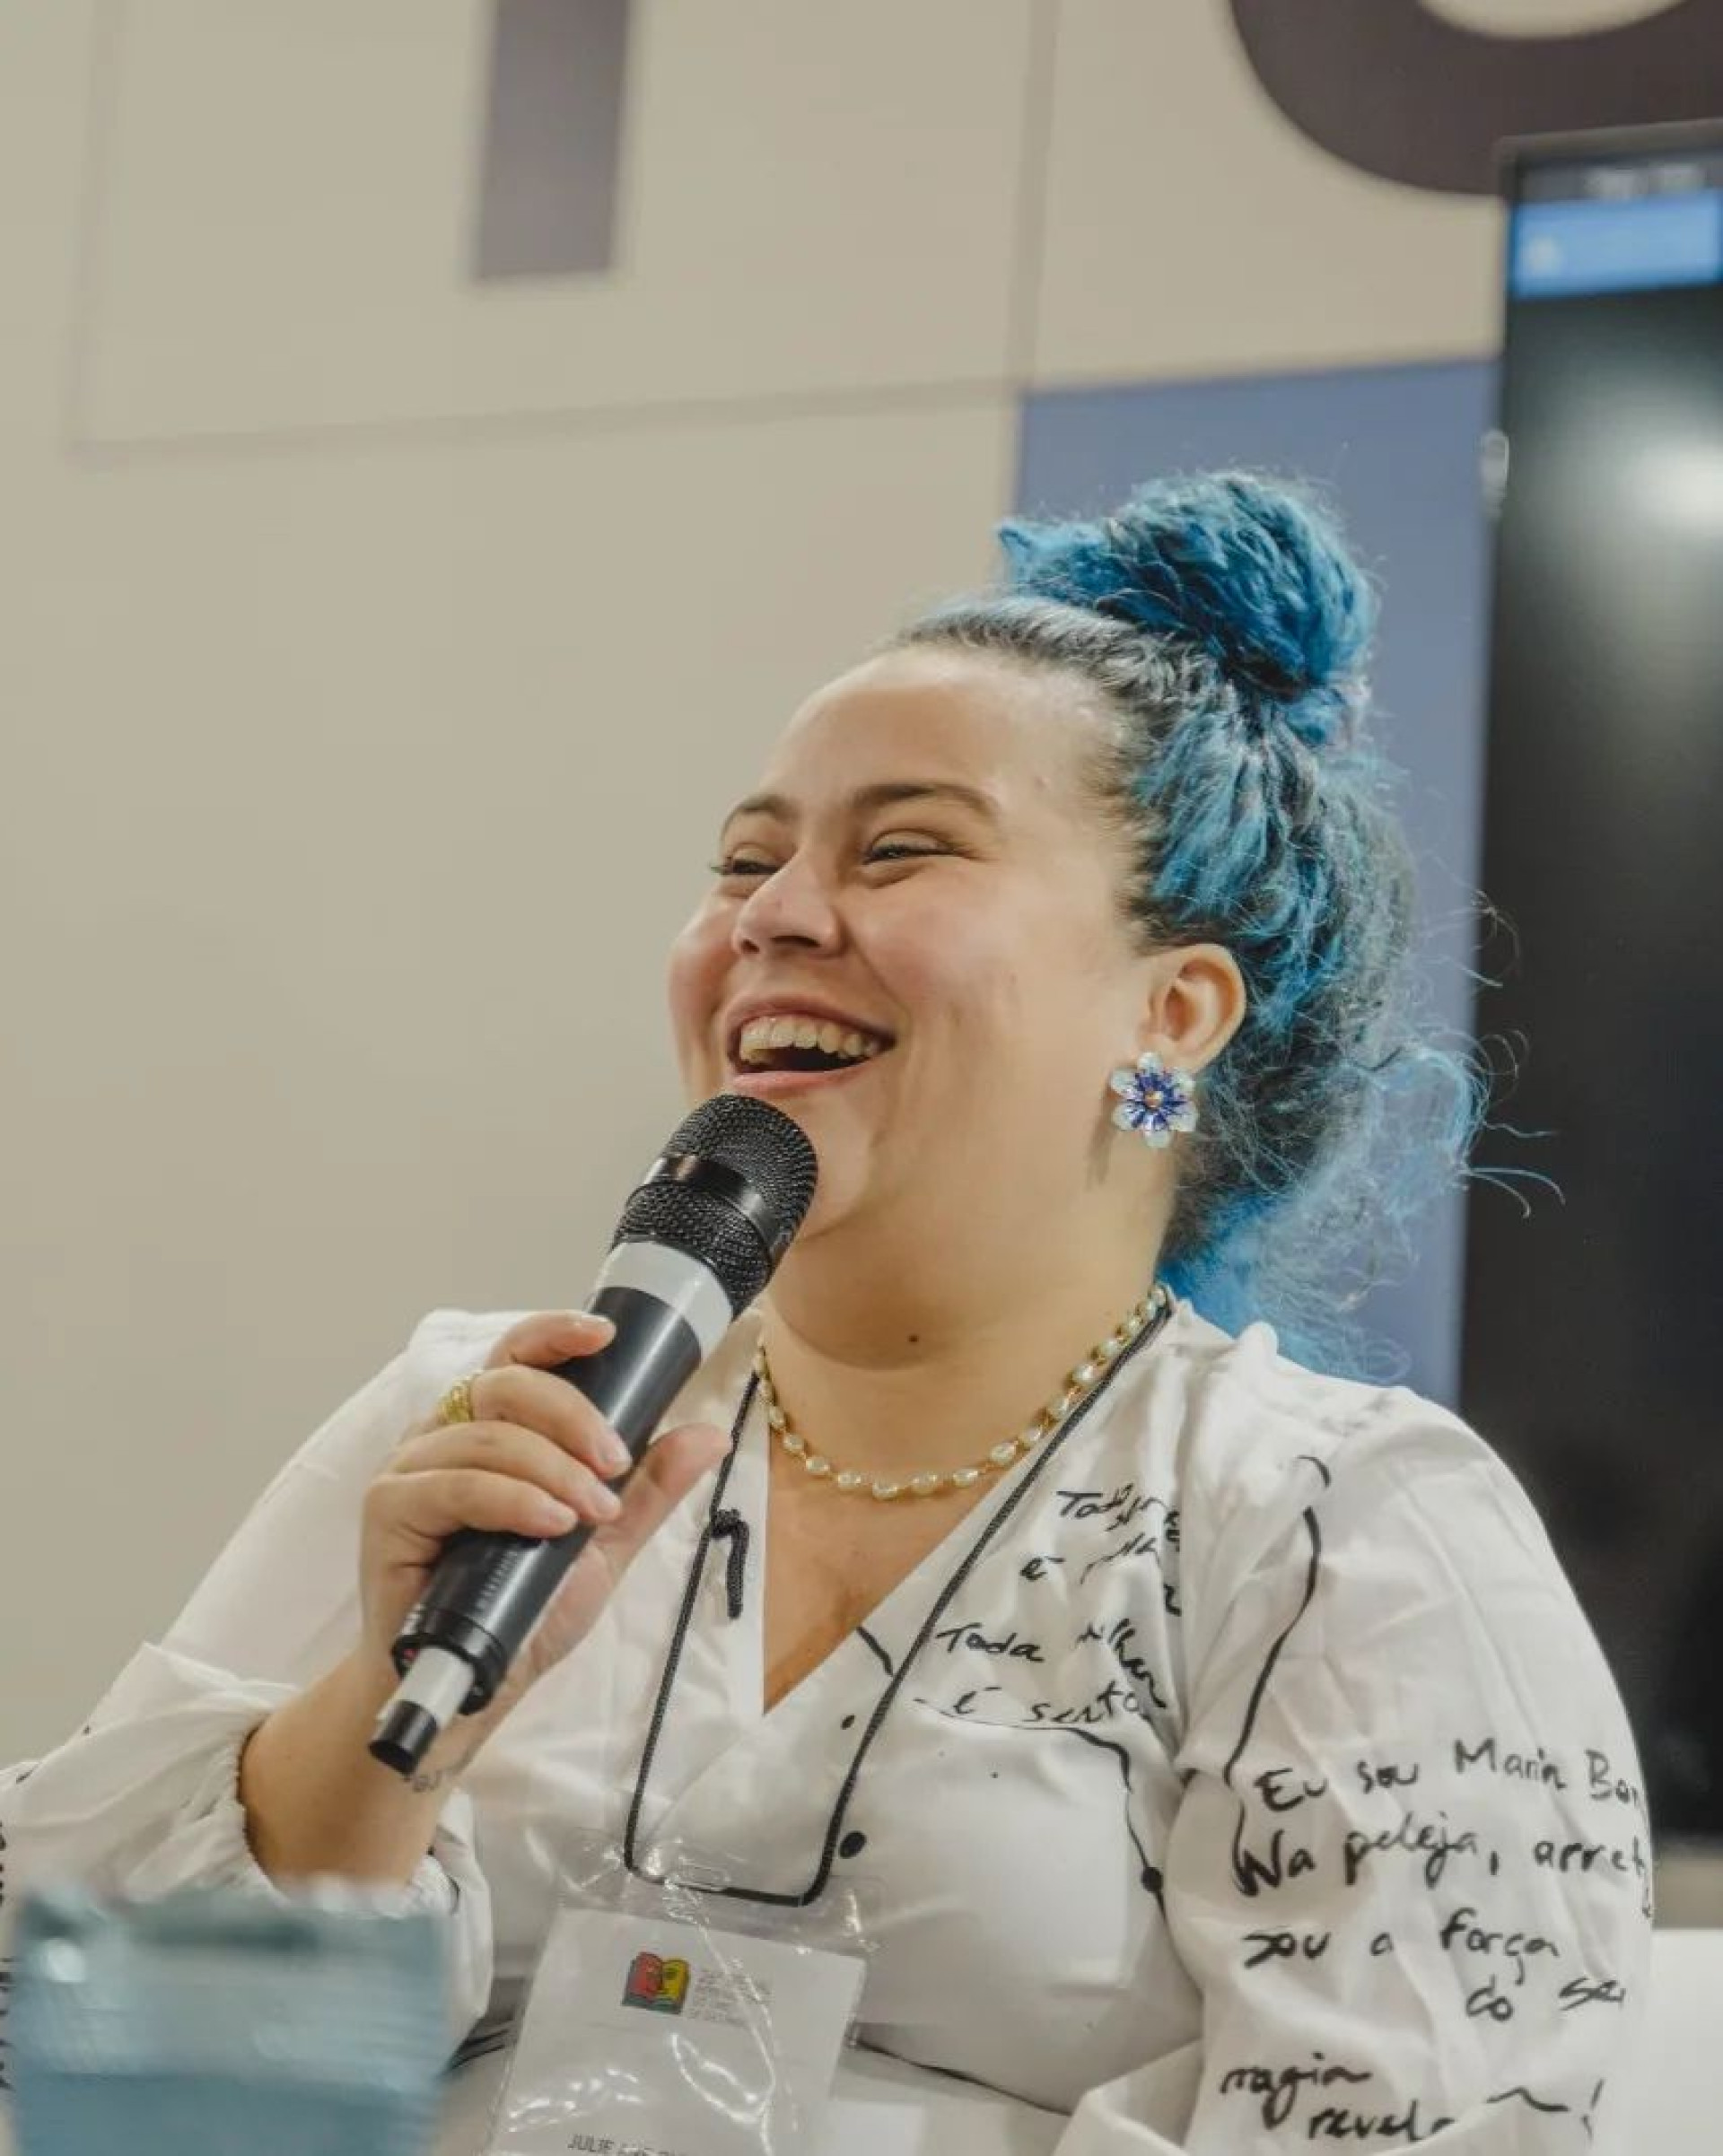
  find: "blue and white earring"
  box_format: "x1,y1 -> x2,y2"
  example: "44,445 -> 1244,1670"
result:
1108,1050 -> 1199,1149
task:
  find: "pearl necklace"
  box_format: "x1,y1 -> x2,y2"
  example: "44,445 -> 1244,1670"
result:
753,1282 -> 1169,1501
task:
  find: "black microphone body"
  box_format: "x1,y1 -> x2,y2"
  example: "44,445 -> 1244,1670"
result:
380,1284 -> 703,1735
370,1097 -> 817,1777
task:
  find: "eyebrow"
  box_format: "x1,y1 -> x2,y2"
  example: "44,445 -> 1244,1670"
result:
720,780 -> 1001,836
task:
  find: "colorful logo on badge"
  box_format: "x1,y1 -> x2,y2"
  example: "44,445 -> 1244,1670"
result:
622,1950 -> 690,2014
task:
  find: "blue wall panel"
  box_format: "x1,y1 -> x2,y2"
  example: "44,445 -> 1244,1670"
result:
1018,360 -> 1497,1402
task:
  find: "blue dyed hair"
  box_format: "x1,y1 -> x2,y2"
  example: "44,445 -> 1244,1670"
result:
896,472 -> 1483,1377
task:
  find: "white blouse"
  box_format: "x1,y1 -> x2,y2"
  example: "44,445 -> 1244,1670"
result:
0,1297 -> 1652,2152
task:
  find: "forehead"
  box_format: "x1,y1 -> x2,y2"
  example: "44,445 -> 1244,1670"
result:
745,648 -> 1099,817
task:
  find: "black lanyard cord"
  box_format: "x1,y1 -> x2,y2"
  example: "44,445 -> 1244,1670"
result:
619,1383 -> 753,1884
621,1294 -> 1176,1906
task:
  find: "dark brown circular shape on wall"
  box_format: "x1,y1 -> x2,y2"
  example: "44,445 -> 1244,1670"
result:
1229,0 -> 1723,195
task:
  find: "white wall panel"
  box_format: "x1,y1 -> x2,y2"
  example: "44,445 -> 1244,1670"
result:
1033,0 -> 1501,385
0,2 -> 97,463
77,0 -> 1034,443
0,393 -> 1013,1755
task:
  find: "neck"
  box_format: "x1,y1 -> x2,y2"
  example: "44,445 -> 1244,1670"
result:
757,1208 -> 1168,1480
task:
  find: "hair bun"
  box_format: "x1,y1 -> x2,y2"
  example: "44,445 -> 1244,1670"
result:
998,472 -> 1376,751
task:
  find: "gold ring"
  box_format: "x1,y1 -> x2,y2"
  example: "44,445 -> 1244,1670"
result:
436,1372 -> 481,1427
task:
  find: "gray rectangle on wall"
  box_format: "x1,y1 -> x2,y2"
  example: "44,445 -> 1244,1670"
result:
474,0 -> 631,280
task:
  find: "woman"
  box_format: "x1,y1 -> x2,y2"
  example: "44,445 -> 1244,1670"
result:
1,476 -> 1649,2150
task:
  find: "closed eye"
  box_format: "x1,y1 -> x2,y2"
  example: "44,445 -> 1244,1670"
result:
708,841 -> 953,878
866,842 -> 949,863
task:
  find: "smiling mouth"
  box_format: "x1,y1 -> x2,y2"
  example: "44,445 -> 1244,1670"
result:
726,1015 -> 894,1079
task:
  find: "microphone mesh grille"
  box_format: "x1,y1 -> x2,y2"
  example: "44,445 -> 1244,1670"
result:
616,1095 -> 818,1315
669,1094 -> 818,1222
616,1183 -> 779,1313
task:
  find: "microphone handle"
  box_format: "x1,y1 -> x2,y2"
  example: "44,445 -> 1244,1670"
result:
369,1280 -> 704,1774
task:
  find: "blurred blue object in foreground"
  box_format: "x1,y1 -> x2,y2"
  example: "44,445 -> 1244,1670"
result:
9,1883 -> 446,2156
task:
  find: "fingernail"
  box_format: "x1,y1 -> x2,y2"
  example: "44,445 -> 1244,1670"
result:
602,1434 -> 633,1474
536,1497 -> 578,1533
569,1309 -> 615,1333
592,1483 -> 624,1518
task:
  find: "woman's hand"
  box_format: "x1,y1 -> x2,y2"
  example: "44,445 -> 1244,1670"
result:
360,1310 -> 729,1725
242,1313 -> 728,1886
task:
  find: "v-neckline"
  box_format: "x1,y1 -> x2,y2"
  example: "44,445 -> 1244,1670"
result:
735,1371 -> 1053,1724
620,1296 -> 1181,1899
624,1375 -> 1058,1890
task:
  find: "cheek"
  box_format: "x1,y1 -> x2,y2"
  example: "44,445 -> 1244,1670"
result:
888,898 -> 1124,1083
665,911 -> 730,1051
877,898 -> 1027,1033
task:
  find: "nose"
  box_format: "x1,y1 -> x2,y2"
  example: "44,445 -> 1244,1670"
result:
731,851 -> 844,957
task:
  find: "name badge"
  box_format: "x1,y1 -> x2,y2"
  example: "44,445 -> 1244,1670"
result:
489,1902 -> 867,2156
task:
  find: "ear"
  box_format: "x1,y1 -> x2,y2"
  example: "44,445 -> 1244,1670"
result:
1137,943 -> 1246,1074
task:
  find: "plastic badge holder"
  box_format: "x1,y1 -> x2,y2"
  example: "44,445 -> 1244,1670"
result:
8,1882 -> 449,2156
488,1836 -> 872,2156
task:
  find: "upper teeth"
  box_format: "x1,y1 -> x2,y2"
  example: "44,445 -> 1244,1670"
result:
737,1014 -> 888,1065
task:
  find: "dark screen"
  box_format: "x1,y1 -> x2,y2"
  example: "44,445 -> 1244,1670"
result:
1464,136 -> 1723,1840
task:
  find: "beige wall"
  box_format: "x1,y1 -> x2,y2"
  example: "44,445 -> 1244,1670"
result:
0,1 -> 1516,1760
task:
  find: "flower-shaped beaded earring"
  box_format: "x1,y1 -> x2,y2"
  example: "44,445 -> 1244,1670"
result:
1108,1050 -> 1199,1149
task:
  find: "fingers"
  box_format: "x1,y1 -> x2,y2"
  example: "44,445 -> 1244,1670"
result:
455,1364 -> 634,1475
390,1421 -> 624,1526
365,1462 -> 588,1548
597,1422 -> 731,1575
485,1309 -> 615,1374
406,1353 -> 633,1483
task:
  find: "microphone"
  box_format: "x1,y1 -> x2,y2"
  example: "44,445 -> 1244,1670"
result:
369,1094 -> 818,1776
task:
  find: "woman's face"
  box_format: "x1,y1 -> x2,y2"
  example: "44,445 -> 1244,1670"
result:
667,647 -> 1160,1246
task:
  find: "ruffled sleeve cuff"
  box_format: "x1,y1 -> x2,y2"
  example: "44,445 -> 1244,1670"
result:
2,1651 -> 495,2045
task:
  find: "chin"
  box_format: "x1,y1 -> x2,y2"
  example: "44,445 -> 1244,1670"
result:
774,1182 -> 857,1254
